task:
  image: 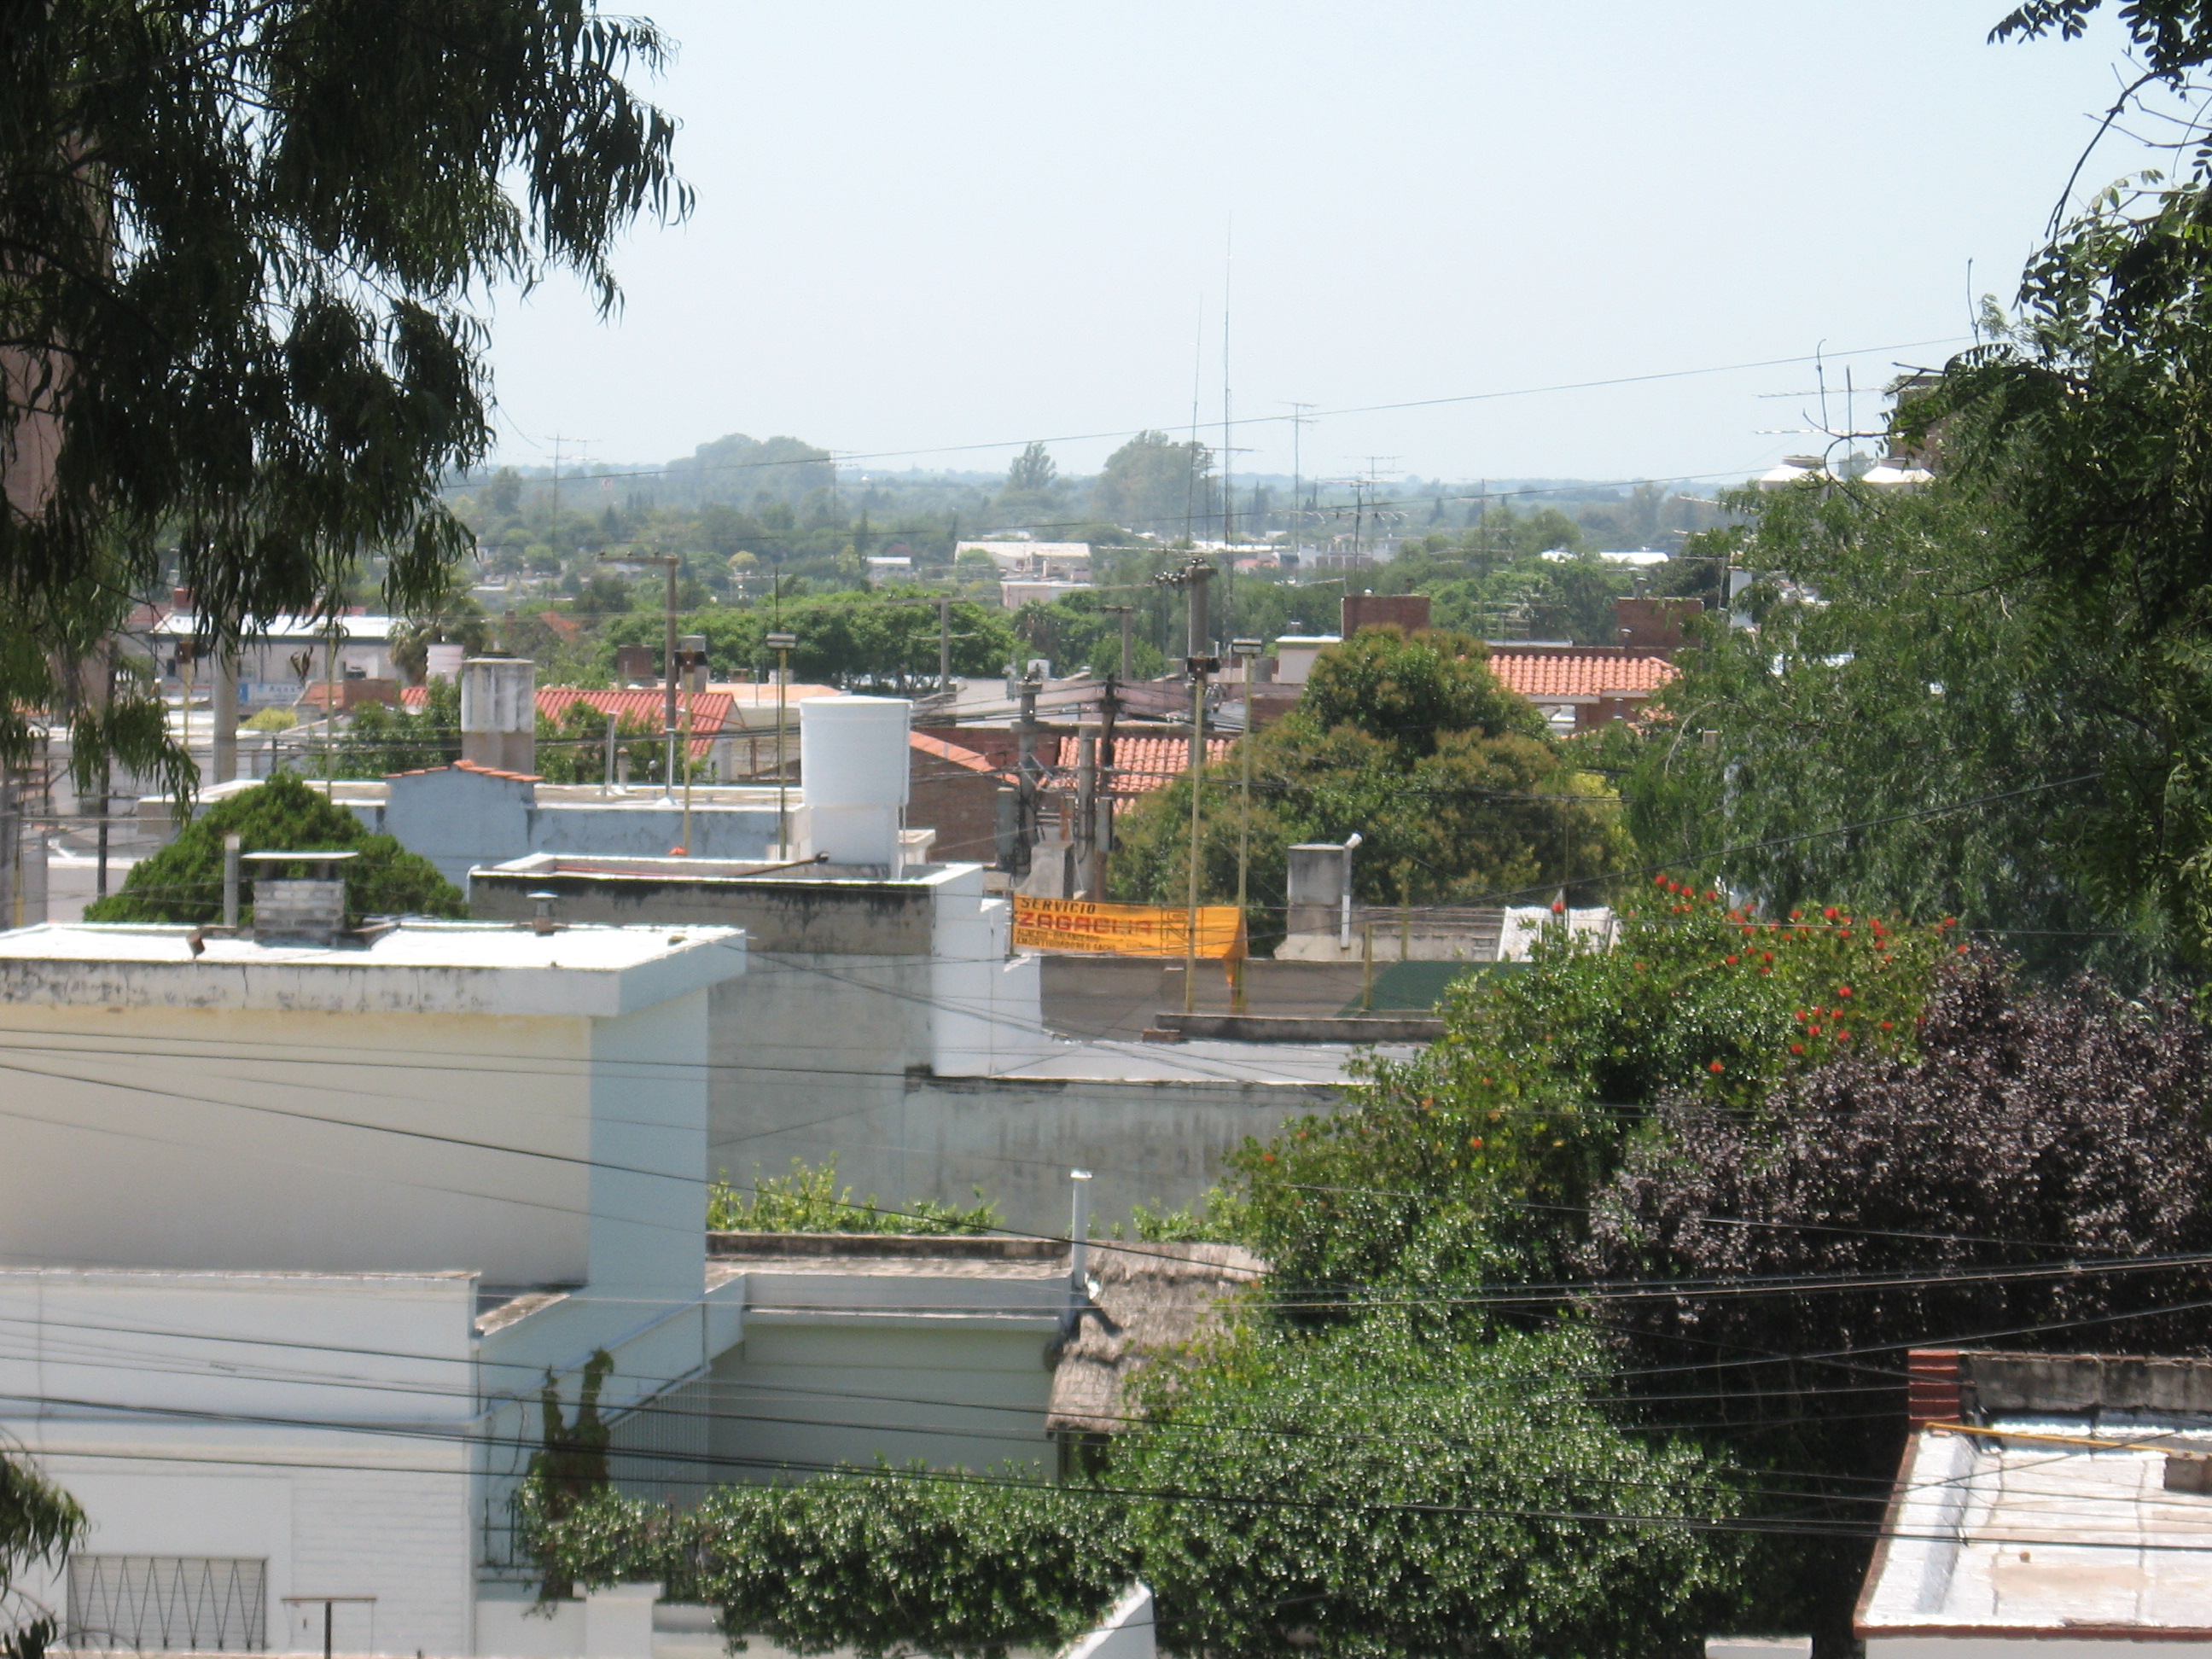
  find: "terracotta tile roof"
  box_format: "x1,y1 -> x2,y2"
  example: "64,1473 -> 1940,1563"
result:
400,684 -> 738,757
911,733 -> 997,774
1051,735 -> 1231,795
1484,646 -> 1679,701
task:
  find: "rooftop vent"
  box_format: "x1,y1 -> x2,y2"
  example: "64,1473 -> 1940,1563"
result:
242,850 -> 357,945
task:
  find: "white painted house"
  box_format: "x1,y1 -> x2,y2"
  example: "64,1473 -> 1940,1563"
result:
0,919 -> 746,1656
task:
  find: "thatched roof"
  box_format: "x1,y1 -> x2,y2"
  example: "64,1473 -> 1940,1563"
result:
1046,1240 -> 1264,1436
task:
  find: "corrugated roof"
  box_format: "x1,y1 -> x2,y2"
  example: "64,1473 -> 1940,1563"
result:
1485,647 -> 1678,701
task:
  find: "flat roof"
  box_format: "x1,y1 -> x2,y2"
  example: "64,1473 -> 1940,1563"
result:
0,920 -> 745,1017
1860,1421 -> 2212,1639
993,1035 -> 1402,1086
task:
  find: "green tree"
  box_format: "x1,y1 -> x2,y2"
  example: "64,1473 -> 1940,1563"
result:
1090,431 -> 1214,538
0,0 -> 686,789
1109,628 -> 1624,942
84,771 -> 464,924
1618,474 -> 2190,982
0,1459 -> 84,1655
1232,882 -> 1949,1304
1113,1321 -> 1743,1659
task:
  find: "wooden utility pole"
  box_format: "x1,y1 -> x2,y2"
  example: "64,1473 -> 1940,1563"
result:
600,552 -> 680,793
1155,558 -> 1216,1013
1229,637 -> 1261,1012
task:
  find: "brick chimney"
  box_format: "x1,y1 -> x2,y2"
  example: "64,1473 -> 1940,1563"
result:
1906,1349 -> 1961,1428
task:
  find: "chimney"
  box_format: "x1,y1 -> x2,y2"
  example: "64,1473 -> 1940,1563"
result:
1340,593 -> 1431,637
424,642 -> 464,684
460,657 -> 537,775
613,643 -> 654,686
1906,1349 -> 1961,1428
1614,597 -> 1703,651
242,850 -> 356,946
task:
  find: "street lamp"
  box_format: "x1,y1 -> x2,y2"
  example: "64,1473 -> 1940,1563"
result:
765,631 -> 797,856
1229,637 -> 1263,1013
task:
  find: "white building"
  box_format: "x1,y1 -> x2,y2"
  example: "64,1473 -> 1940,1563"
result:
0,918 -> 745,1656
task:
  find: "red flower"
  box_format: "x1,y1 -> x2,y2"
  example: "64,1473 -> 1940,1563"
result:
1807,1024 -> 1822,1035
1790,910 -> 1803,921
1838,928 -> 1852,940
1467,1137 -> 1483,1150
1822,906 -> 1839,920
1654,874 -> 1669,887
1726,955 -> 1739,965
1837,985 -> 1854,998
1837,1030 -> 1851,1041
1794,1010 -> 1806,1021
1551,899 -> 1565,914
1708,1061 -> 1724,1074
1704,889 -> 1718,901
1879,1021 -> 1893,1031
1790,1042 -> 1805,1055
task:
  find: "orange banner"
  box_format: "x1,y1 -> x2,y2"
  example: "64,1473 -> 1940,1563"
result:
1012,896 -> 1248,961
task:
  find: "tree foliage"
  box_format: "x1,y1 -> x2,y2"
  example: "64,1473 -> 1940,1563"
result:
1089,431 -> 1214,538
1109,628 -> 1625,940
84,771 -> 464,924
0,0 -> 685,785
1586,955 -> 2212,1447
1231,883 -> 1950,1305
0,1458 -> 84,1651
1616,479 -> 2183,981
1112,1321 -> 1741,1659
531,1324 -> 1743,1659
533,1472 -> 1130,1659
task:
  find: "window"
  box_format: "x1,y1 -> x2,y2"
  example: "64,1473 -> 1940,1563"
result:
68,1556 -> 268,1651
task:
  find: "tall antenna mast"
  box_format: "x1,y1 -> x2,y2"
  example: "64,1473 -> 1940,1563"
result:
1284,403 -> 1315,562
1185,295 -> 1204,546
1221,218 -> 1233,551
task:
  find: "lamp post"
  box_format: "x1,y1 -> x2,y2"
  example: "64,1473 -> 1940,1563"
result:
766,631 -> 796,856
599,553 -> 680,795
1229,637 -> 1262,1013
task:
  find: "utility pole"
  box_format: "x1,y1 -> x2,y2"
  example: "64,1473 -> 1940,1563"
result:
1102,605 -> 1134,682
1074,731 -> 1097,899
600,552 -> 680,795
938,595 -> 952,687
1229,637 -> 1261,1013
1155,558 -> 1216,1014
766,631 -> 796,854
1284,403 -> 1315,559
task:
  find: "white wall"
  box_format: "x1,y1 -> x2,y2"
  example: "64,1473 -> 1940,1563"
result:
706,1323 -> 1053,1478
0,1004 -> 597,1284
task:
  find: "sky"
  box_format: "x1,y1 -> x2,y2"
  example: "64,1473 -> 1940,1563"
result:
480,1 -> 2168,492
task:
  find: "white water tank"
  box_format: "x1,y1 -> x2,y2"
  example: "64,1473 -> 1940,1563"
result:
800,695 -> 911,867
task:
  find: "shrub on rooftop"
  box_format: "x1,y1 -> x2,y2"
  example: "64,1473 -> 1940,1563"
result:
84,771 -> 464,926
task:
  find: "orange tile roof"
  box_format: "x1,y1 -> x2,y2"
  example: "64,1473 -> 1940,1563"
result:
1051,735 -> 1231,795
911,733 -> 997,774
399,684 -> 738,757
1484,646 -> 1679,701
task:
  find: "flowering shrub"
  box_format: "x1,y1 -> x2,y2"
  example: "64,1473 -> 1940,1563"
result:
1231,880 -> 1951,1306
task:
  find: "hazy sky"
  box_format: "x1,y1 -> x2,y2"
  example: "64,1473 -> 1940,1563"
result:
481,2 -> 2163,492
